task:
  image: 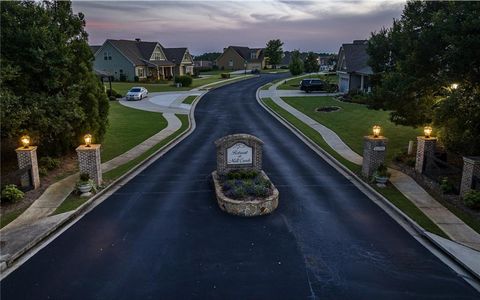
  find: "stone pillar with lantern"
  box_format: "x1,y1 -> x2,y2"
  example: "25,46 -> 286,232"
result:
415,126 -> 436,174
460,156 -> 480,197
76,134 -> 102,186
15,135 -> 41,189
362,125 -> 388,178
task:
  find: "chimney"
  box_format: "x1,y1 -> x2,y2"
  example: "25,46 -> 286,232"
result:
135,38 -> 141,42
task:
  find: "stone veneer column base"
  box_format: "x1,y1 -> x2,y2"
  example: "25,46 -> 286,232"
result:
362,136 -> 388,178
212,171 -> 279,217
415,136 -> 437,174
15,146 -> 40,189
76,144 -> 102,186
460,156 -> 480,197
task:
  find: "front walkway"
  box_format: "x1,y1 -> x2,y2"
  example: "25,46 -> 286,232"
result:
262,81 -> 480,252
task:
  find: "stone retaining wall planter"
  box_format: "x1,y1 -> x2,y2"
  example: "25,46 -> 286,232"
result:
212,170 -> 279,217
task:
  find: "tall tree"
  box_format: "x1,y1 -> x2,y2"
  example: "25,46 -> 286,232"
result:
0,0 -> 109,156
304,52 -> 319,73
265,39 -> 283,69
367,1 -> 480,155
289,50 -> 304,76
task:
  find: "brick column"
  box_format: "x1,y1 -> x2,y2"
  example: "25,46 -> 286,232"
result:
362,136 -> 388,178
415,137 -> 437,173
460,156 -> 480,197
76,144 -> 102,186
15,146 -> 40,189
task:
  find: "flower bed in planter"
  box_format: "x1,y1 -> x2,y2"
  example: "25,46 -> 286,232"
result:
211,170 -> 279,217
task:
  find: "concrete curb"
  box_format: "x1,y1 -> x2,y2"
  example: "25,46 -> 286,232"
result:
1,75 -> 250,276
256,86 -> 480,284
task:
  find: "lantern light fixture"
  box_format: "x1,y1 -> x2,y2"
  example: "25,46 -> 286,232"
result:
372,125 -> 381,138
84,134 -> 92,147
450,83 -> 459,90
21,135 -> 30,149
424,126 -> 432,138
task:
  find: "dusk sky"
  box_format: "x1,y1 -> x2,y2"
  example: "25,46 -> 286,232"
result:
72,0 -> 406,55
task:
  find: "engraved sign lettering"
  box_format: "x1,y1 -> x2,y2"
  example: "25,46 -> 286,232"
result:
373,146 -> 386,151
227,143 -> 253,165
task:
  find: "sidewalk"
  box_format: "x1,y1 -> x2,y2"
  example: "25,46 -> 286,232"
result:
0,113 -> 182,268
262,81 -> 480,252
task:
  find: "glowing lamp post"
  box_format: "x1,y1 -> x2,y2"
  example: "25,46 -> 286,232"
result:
424,126 -> 432,138
362,126 -> 388,178
16,134 -> 40,189
21,135 -> 31,149
372,125 -> 381,138
84,134 -> 92,147
450,83 -> 459,90
76,133 -> 102,186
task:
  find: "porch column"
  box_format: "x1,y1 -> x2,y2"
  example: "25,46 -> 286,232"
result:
156,67 -> 160,80
360,75 -> 364,91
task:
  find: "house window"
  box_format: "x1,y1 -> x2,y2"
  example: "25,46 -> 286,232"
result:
137,68 -> 145,77
250,52 -> 257,59
228,59 -> 233,67
151,48 -> 165,61
104,51 -> 112,60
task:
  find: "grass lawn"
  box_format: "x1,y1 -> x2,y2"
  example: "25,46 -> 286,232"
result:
263,69 -> 290,74
109,75 -> 242,95
261,97 -> 447,238
278,74 -> 338,90
103,114 -> 189,182
53,114 -> 190,215
1,207 -> 28,228
101,102 -> 168,162
282,96 -> 421,162
182,96 -> 197,104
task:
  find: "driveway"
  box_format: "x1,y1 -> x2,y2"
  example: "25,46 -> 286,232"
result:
1,74 -> 478,299
120,91 -> 204,114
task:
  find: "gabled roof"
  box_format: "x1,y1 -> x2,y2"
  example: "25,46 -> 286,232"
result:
163,48 -> 188,63
104,39 -> 175,67
89,45 -> 102,55
227,46 -> 265,63
338,40 -> 373,75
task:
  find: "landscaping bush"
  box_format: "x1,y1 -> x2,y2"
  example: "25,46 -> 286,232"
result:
108,95 -> 117,101
174,75 -> 193,87
1,184 -> 24,203
106,89 -> 122,98
440,177 -> 455,194
80,172 -> 90,182
220,73 -> 230,79
39,156 -> 60,170
221,170 -> 272,200
463,190 -> 480,209
39,167 -> 48,177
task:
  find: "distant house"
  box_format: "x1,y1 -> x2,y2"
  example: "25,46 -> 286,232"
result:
194,60 -> 213,68
216,46 -> 266,71
336,40 -> 373,93
91,39 -> 193,81
318,54 -> 336,72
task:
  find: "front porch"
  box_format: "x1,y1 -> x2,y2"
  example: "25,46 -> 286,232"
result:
147,66 -> 175,81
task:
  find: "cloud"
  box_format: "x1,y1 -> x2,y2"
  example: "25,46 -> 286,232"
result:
72,0 -> 405,54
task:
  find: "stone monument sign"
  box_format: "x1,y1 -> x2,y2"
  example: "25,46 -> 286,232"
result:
215,133 -> 263,175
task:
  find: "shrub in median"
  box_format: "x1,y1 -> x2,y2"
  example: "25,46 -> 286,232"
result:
221,73 -> 230,79
464,190 -> 480,210
106,88 -> 122,98
1,184 -> 24,203
174,75 -> 193,87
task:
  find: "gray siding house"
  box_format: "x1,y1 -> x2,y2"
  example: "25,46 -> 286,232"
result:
92,39 -> 194,81
336,40 -> 374,93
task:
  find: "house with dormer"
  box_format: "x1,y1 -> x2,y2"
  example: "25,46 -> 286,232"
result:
92,38 -> 194,81
216,46 -> 266,71
336,40 -> 373,93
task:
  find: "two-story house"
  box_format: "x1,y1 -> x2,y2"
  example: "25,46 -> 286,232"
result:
216,46 -> 266,71
91,39 -> 194,81
336,40 -> 374,93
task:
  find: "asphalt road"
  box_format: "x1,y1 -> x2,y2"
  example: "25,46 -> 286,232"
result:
2,75 -> 479,299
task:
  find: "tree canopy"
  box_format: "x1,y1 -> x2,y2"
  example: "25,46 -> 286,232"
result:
193,52 -> 221,62
289,50 -> 304,76
367,1 -> 480,155
1,0 -> 109,156
265,39 -> 283,68
304,52 -> 319,73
